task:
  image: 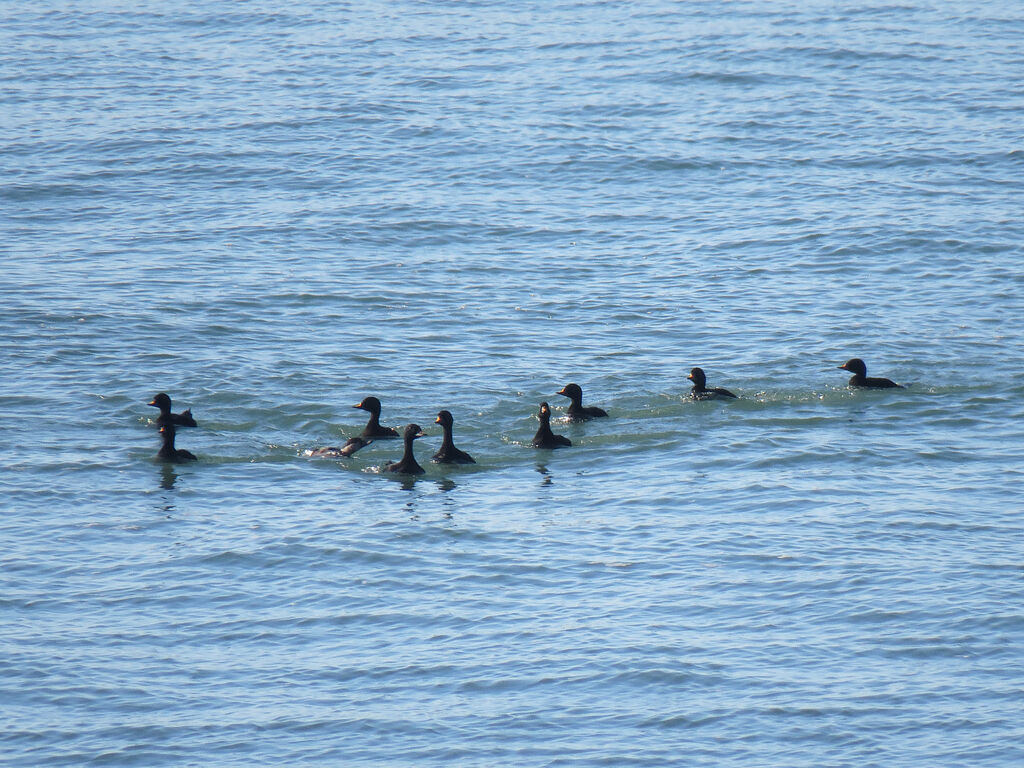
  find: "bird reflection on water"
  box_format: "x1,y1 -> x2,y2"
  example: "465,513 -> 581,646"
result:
536,463 -> 553,486
159,463 -> 179,490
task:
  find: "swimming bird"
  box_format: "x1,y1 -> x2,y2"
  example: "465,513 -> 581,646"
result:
307,396 -> 397,458
157,422 -> 197,463
687,367 -> 738,400
532,402 -> 571,449
148,392 -> 197,427
837,358 -> 903,389
354,396 -> 399,439
432,410 -> 475,464
556,383 -> 608,420
385,424 -> 427,474
307,436 -> 373,458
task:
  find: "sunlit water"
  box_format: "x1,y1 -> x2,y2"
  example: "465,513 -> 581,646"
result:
2,1 -> 1023,765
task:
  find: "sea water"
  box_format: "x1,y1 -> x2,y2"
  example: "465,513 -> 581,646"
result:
2,1 -> 1023,765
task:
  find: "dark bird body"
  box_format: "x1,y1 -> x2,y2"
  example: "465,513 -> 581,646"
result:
157,423 -> 197,463
556,383 -> 608,420
432,410 -> 475,464
149,392 -> 197,427
354,396 -> 399,439
308,396 -> 395,458
687,368 -> 738,400
838,358 -> 903,389
308,437 -> 373,458
532,402 -> 571,449
385,424 -> 427,474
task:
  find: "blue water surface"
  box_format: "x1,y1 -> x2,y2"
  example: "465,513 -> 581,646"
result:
2,1 -> 1023,766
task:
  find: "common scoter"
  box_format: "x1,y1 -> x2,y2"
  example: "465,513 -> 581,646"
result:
687,367 -> 738,400
307,395 -> 396,457
531,402 -> 571,449
148,392 -> 197,427
838,358 -> 903,389
385,424 -> 427,474
307,436 -> 373,458
556,383 -> 608,420
432,410 -> 475,464
354,396 -> 400,438
157,422 -> 197,463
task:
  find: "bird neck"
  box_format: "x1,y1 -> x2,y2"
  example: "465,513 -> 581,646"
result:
158,429 -> 177,457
